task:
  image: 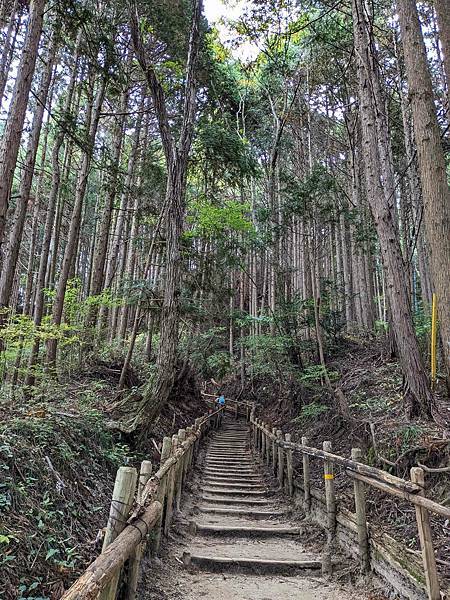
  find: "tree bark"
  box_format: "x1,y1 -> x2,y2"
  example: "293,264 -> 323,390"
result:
433,0 -> 450,110
46,75 -> 106,366
0,0 -> 20,106
0,0 -> 45,251
397,0 -> 450,386
127,0 -> 202,426
0,31 -> 57,310
352,0 -> 434,417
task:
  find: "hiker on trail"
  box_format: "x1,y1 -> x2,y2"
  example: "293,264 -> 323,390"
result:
216,393 -> 225,407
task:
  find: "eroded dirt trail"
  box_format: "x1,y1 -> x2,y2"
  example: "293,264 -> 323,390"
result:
140,416 -> 370,599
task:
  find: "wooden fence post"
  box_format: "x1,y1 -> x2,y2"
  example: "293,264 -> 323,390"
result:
100,466 -> 138,600
126,461 -> 152,600
285,433 -> 293,496
277,430 -> 284,487
266,426 -> 271,465
164,434 -> 178,535
410,467 -> 440,600
302,436 -> 311,511
351,448 -> 369,573
176,429 -> 186,511
272,427 -> 277,474
185,427 -> 193,476
261,422 -> 266,459
323,441 -> 336,544
152,437 -> 172,554
194,418 -> 201,456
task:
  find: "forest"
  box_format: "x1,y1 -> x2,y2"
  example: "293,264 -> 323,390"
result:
0,0 -> 449,598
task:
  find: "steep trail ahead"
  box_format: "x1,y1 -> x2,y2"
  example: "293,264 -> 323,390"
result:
140,416 -> 368,599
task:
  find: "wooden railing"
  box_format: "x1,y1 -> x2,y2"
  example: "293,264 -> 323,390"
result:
61,406 -> 225,600
250,415 -> 450,600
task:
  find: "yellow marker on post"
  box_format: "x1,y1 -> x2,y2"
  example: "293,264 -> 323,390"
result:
431,293 -> 437,390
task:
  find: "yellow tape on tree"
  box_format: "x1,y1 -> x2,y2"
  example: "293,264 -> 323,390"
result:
324,474 -> 334,480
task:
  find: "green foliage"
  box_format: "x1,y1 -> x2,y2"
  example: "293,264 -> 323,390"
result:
293,401 -> 329,424
241,334 -> 298,381
0,389 -> 134,596
397,424 -> 424,452
194,121 -> 258,183
186,198 -> 254,239
181,327 -> 231,379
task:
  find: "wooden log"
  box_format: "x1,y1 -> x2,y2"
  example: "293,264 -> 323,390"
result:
277,430 -> 284,487
152,437 -> 172,554
61,502 -> 162,600
282,439 -> 420,494
272,427 -> 277,474
410,467 -> 440,600
285,433 -> 293,496
164,434 -> 178,535
302,436 -> 311,511
351,448 -> 369,573
126,461 -> 152,600
100,467 -> 138,600
323,441 -> 336,544
347,471 -> 450,519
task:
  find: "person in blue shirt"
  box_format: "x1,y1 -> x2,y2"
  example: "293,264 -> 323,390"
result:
216,394 -> 225,407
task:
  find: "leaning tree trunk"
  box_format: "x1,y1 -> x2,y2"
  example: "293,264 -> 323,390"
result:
0,0 -> 45,252
352,0 -> 434,417
397,0 -> 450,388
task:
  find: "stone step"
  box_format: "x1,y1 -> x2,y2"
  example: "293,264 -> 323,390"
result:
205,460 -> 254,466
201,495 -> 273,505
193,523 -> 301,537
196,506 -> 287,519
184,552 -> 323,574
202,481 -> 265,489
201,487 -> 269,496
203,468 -> 257,474
203,475 -> 262,483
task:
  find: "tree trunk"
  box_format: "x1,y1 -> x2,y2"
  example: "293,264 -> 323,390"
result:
433,0 -> 450,110
0,31 -> 57,310
352,0 -> 434,417
0,0 -> 20,106
46,75 -> 106,366
0,0 -> 45,251
397,0 -> 450,387
128,0 -> 202,426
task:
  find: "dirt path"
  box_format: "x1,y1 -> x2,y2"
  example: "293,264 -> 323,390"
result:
139,416 -> 377,599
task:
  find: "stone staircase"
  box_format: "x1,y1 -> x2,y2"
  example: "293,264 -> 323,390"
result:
184,417 -> 326,574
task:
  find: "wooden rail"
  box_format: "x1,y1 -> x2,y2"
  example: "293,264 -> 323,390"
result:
61,405 -> 229,600
250,414 -> 449,600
